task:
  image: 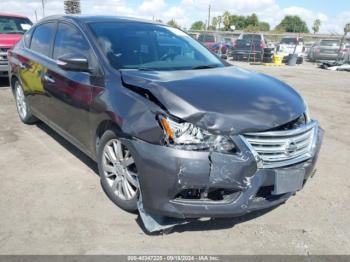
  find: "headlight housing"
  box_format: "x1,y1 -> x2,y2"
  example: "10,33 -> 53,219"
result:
303,99 -> 311,123
158,115 -> 235,153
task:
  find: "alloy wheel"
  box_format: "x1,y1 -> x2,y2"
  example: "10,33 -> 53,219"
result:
102,139 -> 139,200
15,83 -> 27,120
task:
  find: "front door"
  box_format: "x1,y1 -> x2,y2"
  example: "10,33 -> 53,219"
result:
43,22 -> 97,148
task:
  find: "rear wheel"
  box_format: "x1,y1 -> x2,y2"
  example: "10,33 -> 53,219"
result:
297,56 -> 304,64
14,80 -> 38,124
98,130 -> 139,212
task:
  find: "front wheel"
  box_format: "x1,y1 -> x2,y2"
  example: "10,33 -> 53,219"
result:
98,130 -> 140,212
14,80 -> 38,124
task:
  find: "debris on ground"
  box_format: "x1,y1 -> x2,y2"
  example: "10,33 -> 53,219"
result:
319,60 -> 350,71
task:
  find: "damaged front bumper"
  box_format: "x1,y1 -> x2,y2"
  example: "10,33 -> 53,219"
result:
123,120 -> 323,219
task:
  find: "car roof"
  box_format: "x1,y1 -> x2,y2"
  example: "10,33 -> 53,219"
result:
41,14 -> 162,25
0,13 -> 29,19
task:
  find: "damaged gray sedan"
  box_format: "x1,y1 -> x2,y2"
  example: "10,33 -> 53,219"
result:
9,15 -> 323,232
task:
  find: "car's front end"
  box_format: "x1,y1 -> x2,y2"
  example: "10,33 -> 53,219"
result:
117,65 -> 323,220
123,114 -> 322,219
0,47 -> 10,77
0,14 -> 32,76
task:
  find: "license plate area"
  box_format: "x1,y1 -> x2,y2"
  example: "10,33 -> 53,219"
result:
272,169 -> 305,195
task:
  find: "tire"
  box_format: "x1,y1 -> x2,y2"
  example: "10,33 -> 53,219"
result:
14,80 -> 38,124
297,57 -> 304,64
98,129 -> 139,212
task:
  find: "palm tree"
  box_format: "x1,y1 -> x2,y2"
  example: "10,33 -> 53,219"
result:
64,0 -> 81,14
312,19 -> 321,34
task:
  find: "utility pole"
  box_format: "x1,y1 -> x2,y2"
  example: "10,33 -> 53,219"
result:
207,4 -> 211,30
41,0 -> 45,17
35,10 -> 38,22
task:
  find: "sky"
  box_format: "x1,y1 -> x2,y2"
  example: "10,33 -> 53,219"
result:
0,0 -> 349,34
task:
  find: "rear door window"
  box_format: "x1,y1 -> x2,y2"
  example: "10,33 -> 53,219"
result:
320,40 -> 340,47
241,34 -> 262,41
53,22 -> 91,61
198,34 -> 215,42
30,22 -> 56,57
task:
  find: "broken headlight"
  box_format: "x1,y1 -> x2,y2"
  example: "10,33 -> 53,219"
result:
158,116 -> 235,153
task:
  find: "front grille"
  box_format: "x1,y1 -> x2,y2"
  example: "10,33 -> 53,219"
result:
241,120 -> 318,168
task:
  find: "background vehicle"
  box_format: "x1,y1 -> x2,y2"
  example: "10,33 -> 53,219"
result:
278,36 -> 304,64
0,13 -> 32,77
343,43 -> 350,62
308,39 -> 346,62
231,33 -> 267,61
8,15 -> 322,232
209,38 -> 234,56
198,33 -> 217,49
187,32 -> 198,40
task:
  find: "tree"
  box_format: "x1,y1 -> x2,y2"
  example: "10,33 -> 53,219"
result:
258,21 -> 270,31
211,17 -> 218,30
216,16 -> 222,29
222,11 -> 232,31
245,13 -> 259,27
64,0 -> 81,14
344,23 -> 350,34
231,15 -> 247,30
312,19 -> 321,34
190,21 -> 206,31
167,19 -> 181,29
276,15 -> 309,33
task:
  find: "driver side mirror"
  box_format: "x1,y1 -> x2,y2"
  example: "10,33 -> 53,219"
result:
57,53 -> 89,72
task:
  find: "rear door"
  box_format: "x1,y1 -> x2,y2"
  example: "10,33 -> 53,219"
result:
43,21 -> 98,148
19,22 -> 57,115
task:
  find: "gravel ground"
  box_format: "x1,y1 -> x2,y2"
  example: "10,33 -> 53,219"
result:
0,61 -> 349,255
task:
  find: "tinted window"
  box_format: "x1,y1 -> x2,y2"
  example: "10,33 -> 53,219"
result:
320,40 -> 340,46
53,23 -> 91,60
89,22 -> 223,71
23,27 -> 34,47
198,34 -> 215,42
0,16 -> 32,34
240,34 -> 262,41
30,23 -> 56,57
281,38 -> 297,44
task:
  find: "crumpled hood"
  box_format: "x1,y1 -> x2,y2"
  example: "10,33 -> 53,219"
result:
121,66 -> 306,134
0,34 -> 22,48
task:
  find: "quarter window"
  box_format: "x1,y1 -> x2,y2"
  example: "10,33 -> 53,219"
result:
30,22 -> 56,57
53,23 -> 90,61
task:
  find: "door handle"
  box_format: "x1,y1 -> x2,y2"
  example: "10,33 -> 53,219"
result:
43,74 -> 55,84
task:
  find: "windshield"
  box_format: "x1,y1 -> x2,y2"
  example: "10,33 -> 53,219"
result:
320,40 -> 340,47
0,16 -> 32,34
89,22 -> 224,71
198,34 -> 215,43
281,38 -> 298,44
240,34 -> 262,41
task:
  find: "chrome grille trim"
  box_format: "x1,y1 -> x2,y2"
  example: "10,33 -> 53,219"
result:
240,120 -> 318,169
0,48 -> 9,64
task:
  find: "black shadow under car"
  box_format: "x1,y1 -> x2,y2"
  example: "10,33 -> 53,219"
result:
8,15 -> 323,232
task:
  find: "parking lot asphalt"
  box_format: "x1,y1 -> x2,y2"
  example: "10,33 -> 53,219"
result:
0,61 -> 349,255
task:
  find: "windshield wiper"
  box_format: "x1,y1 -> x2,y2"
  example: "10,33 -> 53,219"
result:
137,67 -> 157,71
191,64 -> 219,70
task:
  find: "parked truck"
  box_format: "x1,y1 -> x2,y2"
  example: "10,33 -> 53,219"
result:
230,33 -> 267,62
0,13 -> 32,77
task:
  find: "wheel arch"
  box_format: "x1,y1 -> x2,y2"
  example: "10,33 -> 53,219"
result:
94,119 -> 124,157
